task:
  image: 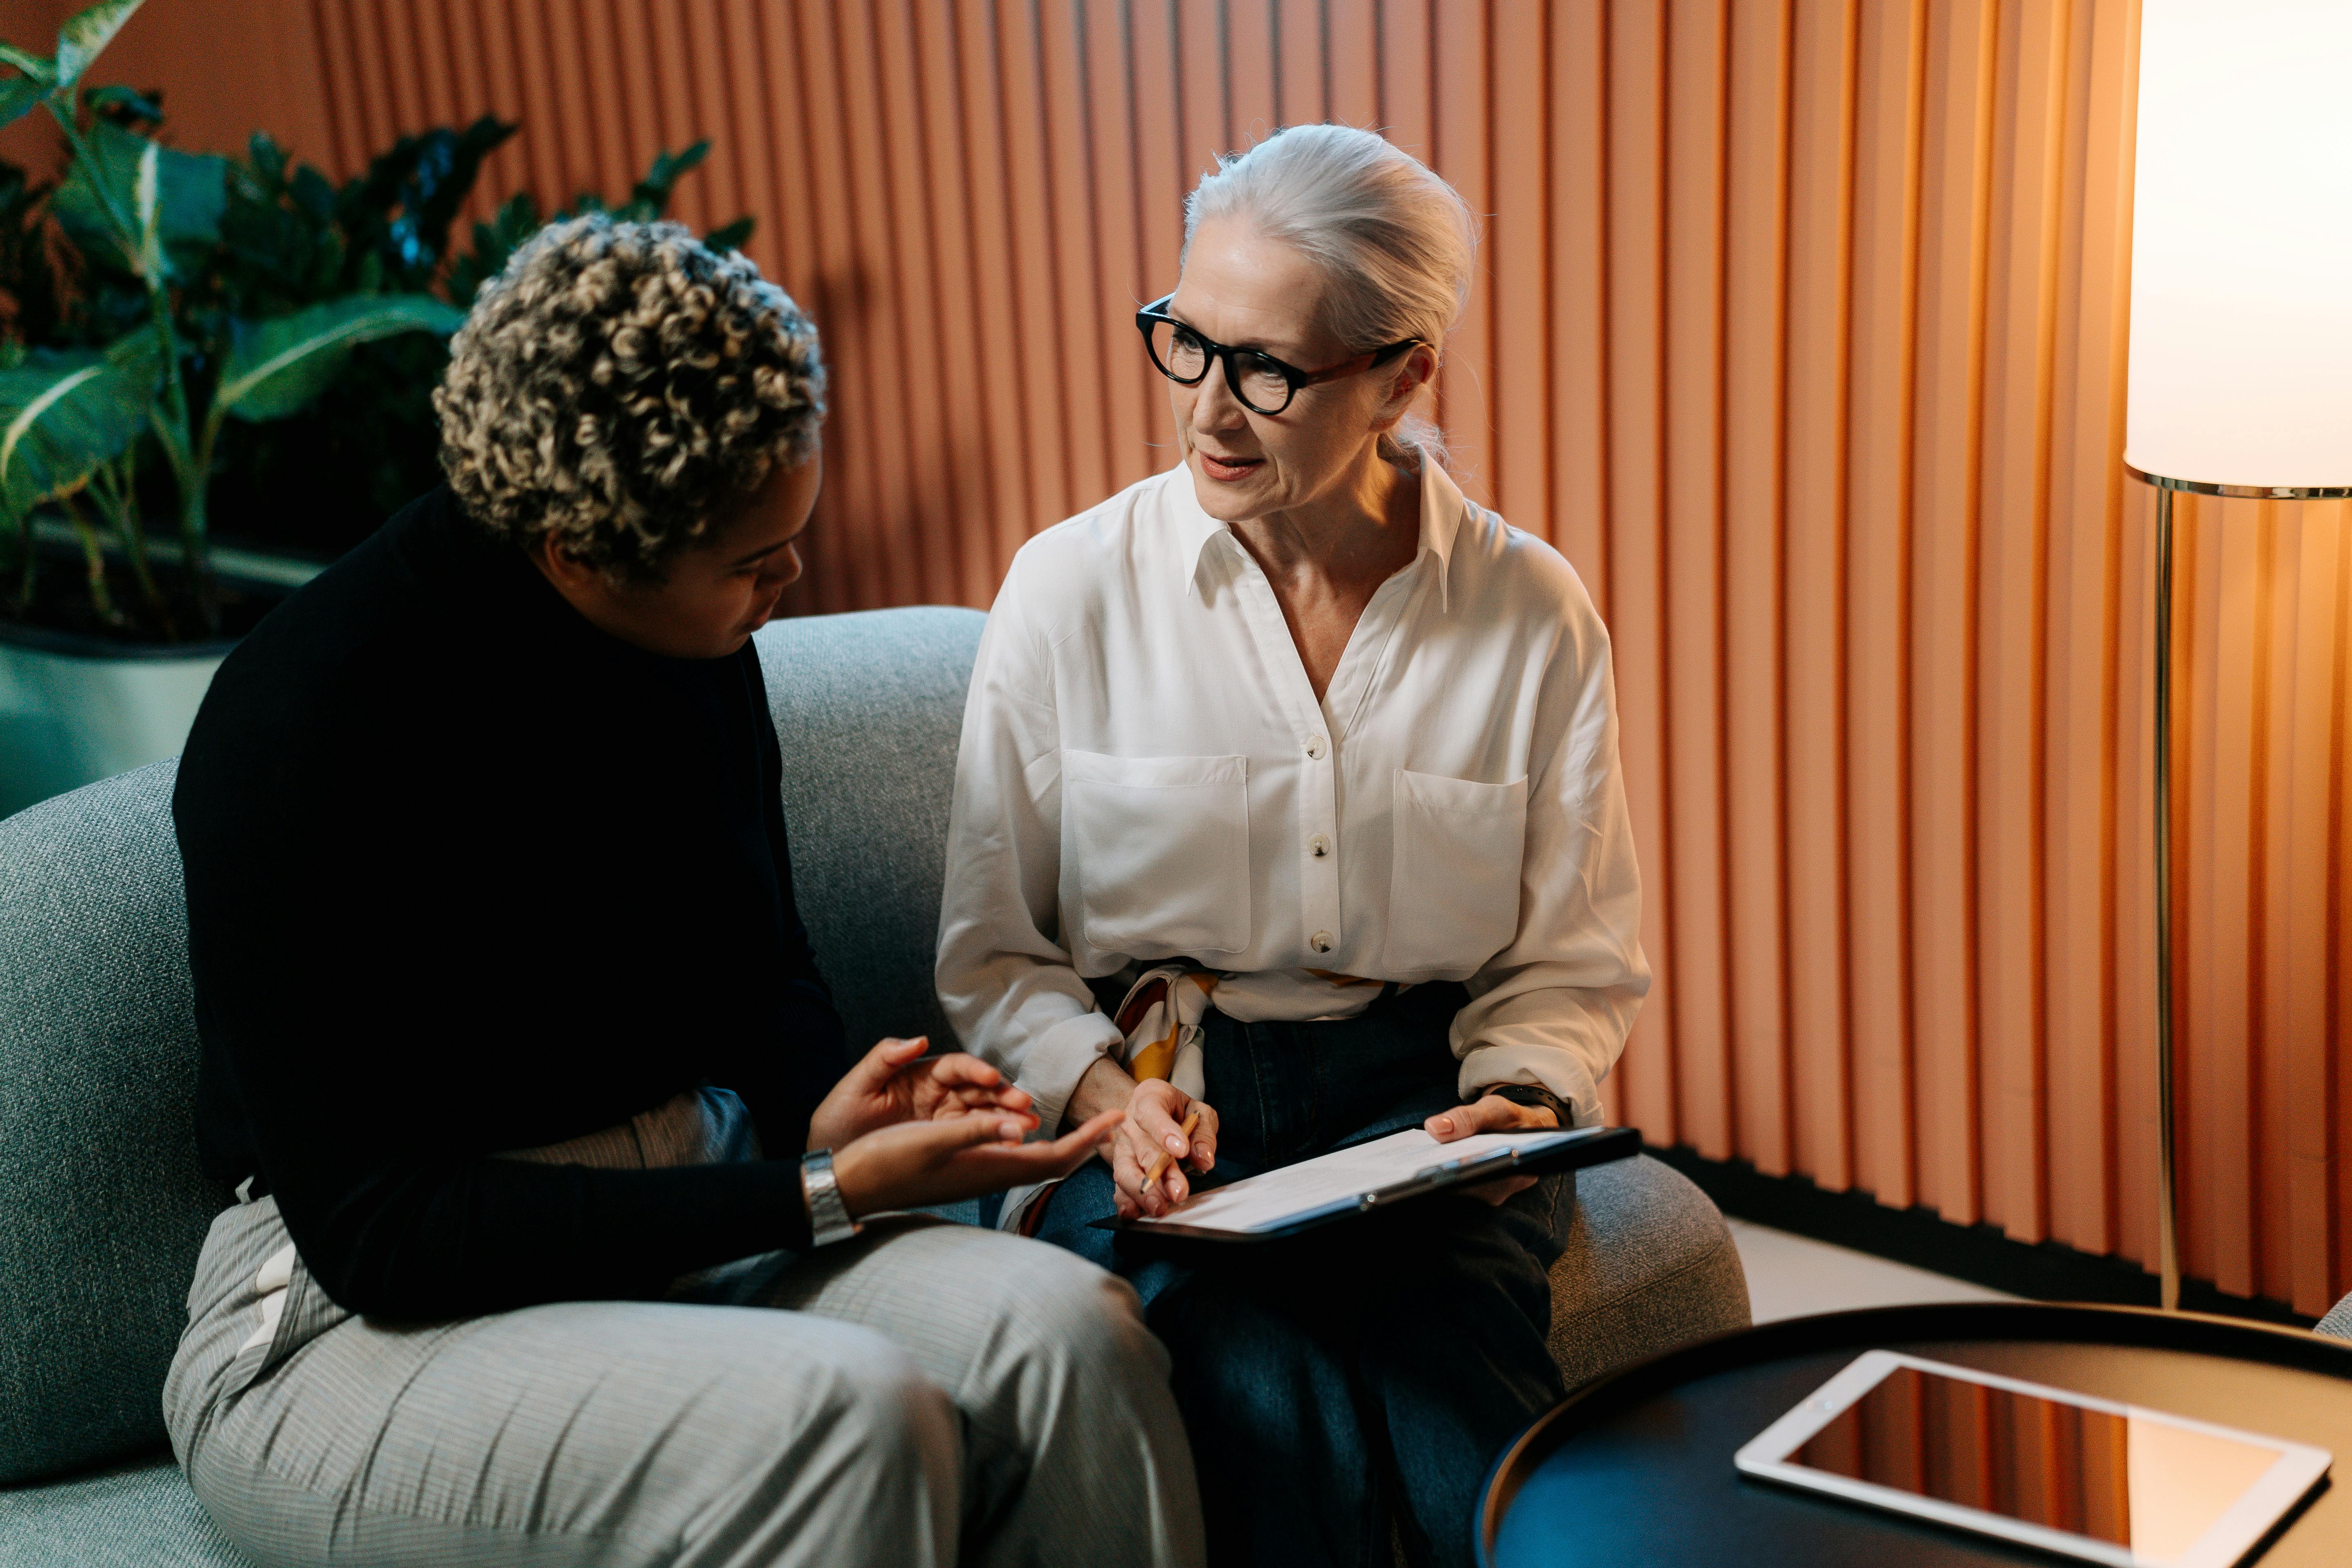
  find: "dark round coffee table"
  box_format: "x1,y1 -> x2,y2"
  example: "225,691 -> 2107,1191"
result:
1480,1302 -> 2352,1566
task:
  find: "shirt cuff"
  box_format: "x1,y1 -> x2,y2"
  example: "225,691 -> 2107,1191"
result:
1023,1010 -> 1126,1137
1457,1043 -> 1603,1129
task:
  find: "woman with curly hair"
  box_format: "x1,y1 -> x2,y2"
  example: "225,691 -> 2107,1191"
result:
164,216 -> 1203,1568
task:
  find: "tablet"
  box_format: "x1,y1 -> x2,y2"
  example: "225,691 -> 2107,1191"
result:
1734,1350 -> 2331,1566
1092,1124 -> 1640,1242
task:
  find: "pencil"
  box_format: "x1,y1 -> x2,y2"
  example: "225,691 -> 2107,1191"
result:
1143,1110 -> 1202,1190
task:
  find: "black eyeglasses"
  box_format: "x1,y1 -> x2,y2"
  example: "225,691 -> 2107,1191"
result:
1135,294 -> 1421,416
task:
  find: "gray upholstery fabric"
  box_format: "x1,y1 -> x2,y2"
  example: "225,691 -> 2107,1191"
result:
0,1453 -> 250,1568
1546,1155 -> 1751,1388
0,759 -> 228,1486
753,607 -> 986,1054
2318,1293 -> 2352,1341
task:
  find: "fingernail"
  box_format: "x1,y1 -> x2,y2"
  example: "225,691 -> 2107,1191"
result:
1167,1135 -> 1186,1153
1436,1117 -> 1452,1134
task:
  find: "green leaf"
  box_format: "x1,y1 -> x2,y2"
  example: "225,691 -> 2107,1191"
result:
53,117 -> 223,274
633,139 -> 710,211
703,216 -> 755,254
216,294 -> 463,422
51,0 -> 143,92
84,81 -> 161,121
0,43 -> 55,82
0,333 -> 159,518
0,72 -> 43,131
133,137 -> 163,278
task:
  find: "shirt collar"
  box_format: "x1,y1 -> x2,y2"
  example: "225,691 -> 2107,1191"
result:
1176,455 -> 1470,612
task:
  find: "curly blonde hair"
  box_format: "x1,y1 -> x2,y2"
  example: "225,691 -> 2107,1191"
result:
433,214 -> 826,581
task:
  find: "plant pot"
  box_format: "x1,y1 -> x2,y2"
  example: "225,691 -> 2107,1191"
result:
0,618 -> 236,820
0,544 -> 321,820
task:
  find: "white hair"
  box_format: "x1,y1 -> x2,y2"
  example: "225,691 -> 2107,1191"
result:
1182,124 -> 1476,469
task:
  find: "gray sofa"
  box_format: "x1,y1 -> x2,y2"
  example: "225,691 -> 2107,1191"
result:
0,605 -> 1750,1566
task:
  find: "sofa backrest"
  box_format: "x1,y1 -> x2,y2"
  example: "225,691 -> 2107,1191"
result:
0,605 -> 985,1485
753,607 -> 984,1051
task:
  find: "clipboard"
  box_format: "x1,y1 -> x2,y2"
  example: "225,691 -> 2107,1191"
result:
1091,1123 -> 1641,1244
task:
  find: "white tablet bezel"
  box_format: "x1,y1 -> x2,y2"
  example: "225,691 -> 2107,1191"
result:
1732,1349 -> 2332,1568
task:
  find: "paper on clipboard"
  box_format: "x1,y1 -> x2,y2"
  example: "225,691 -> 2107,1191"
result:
1121,1125 -> 1602,1236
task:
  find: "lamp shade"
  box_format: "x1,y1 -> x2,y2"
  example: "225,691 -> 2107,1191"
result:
2125,0 -> 2352,491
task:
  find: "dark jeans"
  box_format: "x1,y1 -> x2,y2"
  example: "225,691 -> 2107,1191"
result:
1033,982 -> 1572,1568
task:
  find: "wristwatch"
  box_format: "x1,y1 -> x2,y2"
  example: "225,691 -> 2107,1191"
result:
799,1148 -> 863,1248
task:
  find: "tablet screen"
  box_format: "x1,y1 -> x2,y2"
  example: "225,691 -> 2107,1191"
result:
1788,1364 -> 2288,1560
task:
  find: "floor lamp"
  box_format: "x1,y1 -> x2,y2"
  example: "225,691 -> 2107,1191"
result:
2123,0 -> 2352,1312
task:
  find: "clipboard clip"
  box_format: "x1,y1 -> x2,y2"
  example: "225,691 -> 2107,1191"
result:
1356,1145 -> 1521,1211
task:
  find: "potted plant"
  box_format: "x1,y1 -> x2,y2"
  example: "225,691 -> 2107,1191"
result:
0,0 -> 751,817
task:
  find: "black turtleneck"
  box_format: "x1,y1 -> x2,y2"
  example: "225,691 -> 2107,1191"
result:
174,486 -> 847,1317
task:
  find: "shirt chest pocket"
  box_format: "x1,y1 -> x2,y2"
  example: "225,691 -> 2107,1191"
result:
1382,769 -> 1529,975
1063,750 -> 1251,956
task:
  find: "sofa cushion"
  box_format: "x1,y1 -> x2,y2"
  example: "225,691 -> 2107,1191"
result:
1547,1155 -> 1751,1387
0,1452 -> 253,1567
0,761 -> 226,1486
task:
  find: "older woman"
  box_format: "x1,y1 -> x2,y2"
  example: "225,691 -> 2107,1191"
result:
936,126 -> 1647,1567
166,216 -> 1202,1568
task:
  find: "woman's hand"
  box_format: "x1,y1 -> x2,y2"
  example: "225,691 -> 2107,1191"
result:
1067,1056 -> 1220,1219
1425,1092 -> 1558,1205
831,1108 -> 1126,1218
806,1036 -> 1037,1152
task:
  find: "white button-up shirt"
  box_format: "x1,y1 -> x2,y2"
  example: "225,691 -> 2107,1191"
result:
935,459 -> 1649,1134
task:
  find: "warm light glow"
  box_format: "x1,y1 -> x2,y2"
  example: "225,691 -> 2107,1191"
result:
2125,0 -> 2352,490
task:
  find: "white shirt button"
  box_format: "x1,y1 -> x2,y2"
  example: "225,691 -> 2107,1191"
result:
1310,930 -> 1334,953
1309,834 -> 1331,858
1305,735 -> 1328,760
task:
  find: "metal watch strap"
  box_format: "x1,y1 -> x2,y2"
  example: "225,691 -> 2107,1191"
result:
800,1148 -> 862,1247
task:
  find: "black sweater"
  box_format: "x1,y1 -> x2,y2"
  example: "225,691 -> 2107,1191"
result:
175,487 -> 848,1318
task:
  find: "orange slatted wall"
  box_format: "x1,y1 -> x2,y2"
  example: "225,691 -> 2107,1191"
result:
78,0 -> 2352,1316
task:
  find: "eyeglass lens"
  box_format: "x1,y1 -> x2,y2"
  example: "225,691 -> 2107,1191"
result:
1146,319 -> 1294,413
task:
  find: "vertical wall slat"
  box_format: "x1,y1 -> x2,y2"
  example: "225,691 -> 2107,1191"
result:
993,0 -> 1077,534
2266,511 -> 2340,1310
1842,0 -> 1923,1208
1786,0 -> 1861,1192
1376,0 -> 1432,171
1277,0 -> 1324,126
1723,0 -> 1793,1176
870,0 -> 961,607
1548,0 -> 1608,611
1039,0 -> 1115,517
1175,0 -> 1228,190
1907,0 -> 1999,1227
1606,0 -> 1678,1150
2184,496 -> 2258,1296
1660,0 -> 1731,1158
2039,0 -> 2133,1262
1489,1 -> 1549,533
953,4 -> 1040,589
1227,0 -> 1279,142
1326,0 -> 1379,129
1974,0 -> 2069,1244
1431,2 -> 1492,506
1081,0 -> 1154,497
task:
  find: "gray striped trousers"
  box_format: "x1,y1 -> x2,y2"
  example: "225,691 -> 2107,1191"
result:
161,1087 -> 1204,1568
